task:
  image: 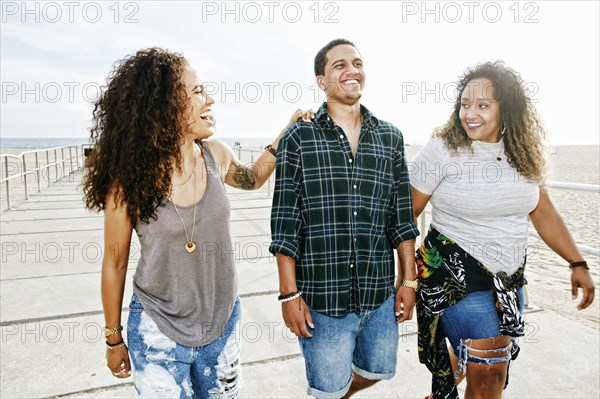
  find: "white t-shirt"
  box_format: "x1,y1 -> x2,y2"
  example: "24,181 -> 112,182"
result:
409,138 -> 540,276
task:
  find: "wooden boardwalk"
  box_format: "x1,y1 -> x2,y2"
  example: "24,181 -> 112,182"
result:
1,171 -> 598,398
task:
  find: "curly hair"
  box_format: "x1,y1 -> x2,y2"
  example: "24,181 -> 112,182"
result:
83,47 -> 191,224
433,60 -> 546,181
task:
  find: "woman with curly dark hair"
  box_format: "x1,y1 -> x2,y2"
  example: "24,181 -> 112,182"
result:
83,47 -> 313,398
409,61 -> 595,399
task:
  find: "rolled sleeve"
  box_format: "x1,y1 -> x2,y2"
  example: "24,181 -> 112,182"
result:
268,239 -> 301,261
388,221 -> 419,248
269,127 -> 303,262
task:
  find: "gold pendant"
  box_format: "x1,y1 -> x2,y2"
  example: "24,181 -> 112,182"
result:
185,242 -> 196,253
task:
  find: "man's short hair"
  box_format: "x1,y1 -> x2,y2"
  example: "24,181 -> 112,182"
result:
314,38 -> 359,76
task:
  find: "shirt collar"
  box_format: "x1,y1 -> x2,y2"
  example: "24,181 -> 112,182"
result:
316,102 -> 379,129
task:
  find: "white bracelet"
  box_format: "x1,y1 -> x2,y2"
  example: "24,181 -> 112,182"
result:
279,291 -> 302,303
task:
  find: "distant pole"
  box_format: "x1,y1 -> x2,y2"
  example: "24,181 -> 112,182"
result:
46,150 -> 50,187
69,147 -> 74,176
4,157 -> 11,210
22,155 -> 29,200
75,146 -> 81,170
54,149 -> 58,182
61,148 -> 65,179
35,152 -> 41,192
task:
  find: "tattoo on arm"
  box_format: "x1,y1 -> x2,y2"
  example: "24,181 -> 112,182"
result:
232,162 -> 257,190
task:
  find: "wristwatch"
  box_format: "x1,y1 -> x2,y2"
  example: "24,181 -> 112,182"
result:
103,325 -> 123,337
401,279 -> 419,291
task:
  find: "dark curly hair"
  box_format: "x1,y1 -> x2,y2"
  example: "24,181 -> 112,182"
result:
434,60 -> 546,181
83,47 -> 191,224
314,38 -> 358,76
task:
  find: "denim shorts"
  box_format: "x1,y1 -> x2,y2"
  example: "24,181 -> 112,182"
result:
299,293 -> 398,399
127,293 -> 242,399
441,289 -> 524,360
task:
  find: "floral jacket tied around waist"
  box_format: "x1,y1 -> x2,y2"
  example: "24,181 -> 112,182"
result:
416,226 -> 527,399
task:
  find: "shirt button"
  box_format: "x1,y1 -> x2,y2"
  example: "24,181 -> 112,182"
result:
350,264 -> 354,268
349,159 -> 353,163
353,184 -> 357,189
353,211 -> 357,216
339,134 -> 344,139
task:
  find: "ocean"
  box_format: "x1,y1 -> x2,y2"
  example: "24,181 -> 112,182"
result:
0,137 -> 273,151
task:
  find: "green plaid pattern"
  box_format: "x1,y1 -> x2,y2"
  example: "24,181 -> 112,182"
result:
269,103 -> 419,316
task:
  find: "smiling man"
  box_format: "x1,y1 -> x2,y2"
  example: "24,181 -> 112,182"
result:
269,38 -> 419,399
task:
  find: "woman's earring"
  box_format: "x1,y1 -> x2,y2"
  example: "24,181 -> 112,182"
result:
501,125 -> 506,135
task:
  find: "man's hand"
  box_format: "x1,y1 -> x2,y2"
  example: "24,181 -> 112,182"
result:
394,286 -> 416,323
282,297 -> 314,337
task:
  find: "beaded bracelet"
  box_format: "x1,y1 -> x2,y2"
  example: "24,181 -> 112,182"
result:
265,144 -> 277,157
106,339 -> 126,350
278,291 -> 302,303
568,260 -> 589,270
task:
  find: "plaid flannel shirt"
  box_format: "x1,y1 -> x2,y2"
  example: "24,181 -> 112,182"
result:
269,103 -> 419,316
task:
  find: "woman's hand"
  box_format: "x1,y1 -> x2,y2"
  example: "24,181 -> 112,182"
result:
273,108 -> 315,148
571,267 -> 595,310
286,108 -> 315,128
106,344 -> 131,378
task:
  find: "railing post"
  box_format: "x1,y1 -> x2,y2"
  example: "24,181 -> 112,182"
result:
46,150 -> 51,186
4,157 -> 11,210
75,145 -> 81,170
35,152 -> 41,192
54,149 -> 58,182
61,148 -> 65,179
22,154 -> 29,200
69,146 -> 74,175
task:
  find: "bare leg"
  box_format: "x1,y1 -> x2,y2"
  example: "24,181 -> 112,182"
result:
463,335 -> 511,399
342,372 -> 378,399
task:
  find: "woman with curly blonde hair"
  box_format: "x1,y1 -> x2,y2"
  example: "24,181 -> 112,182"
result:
409,61 -> 595,399
84,47 -> 312,398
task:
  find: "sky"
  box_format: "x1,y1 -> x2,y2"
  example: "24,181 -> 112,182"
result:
1,0 -> 599,145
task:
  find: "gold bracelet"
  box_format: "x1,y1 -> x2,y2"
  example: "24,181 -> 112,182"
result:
103,325 -> 123,337
401,279 -> 419,291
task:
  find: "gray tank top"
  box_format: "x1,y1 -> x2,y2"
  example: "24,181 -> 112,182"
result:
133,143 -> 238,347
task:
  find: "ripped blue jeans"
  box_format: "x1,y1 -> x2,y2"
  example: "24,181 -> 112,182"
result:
440,289 -> 524,377
127,294 -> 242,399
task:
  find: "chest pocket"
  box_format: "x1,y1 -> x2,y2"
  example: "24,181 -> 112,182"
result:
359,156 -> 392,200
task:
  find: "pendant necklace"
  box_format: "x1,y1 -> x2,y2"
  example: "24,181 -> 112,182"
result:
477,139 -> 504,161
170,151 -> 199,253
172,153 -> 198,187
